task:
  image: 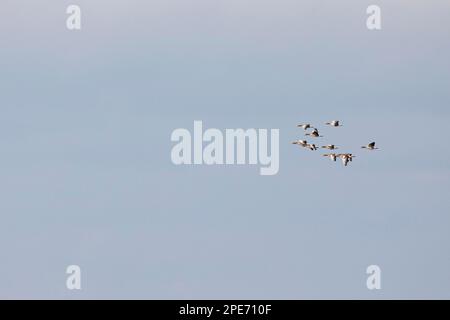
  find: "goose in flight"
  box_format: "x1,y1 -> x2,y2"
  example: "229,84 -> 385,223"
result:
323,153 -> 337,161
338,154 -> 350,166
321,144 -> 338,150
292,140 -> 308,147
361,142 -> 378,150
297,123 -> 312,130
307,143 -> 318,151
305,128 -> 323,138
342,153 -> 356,162
325,120 -> 342,127
338,153 -> 356,166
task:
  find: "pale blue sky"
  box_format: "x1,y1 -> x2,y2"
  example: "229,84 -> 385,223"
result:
1,0 -> 450,298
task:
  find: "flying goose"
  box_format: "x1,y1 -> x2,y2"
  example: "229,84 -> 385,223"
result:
305,128 -> 323,138
292,140 -> 308,147
307,143 -> 318,151
338,154 -> 350,166
321,144 -> 338,150
347,153 -> 356,162
341,153 -> 356,162
361,142 -> 378,150
325,120 -> 342,127
297,123 -> 312,130
323,153 -> 337,161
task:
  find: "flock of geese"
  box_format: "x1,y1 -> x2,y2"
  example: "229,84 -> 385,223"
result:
292,120 -> 378,166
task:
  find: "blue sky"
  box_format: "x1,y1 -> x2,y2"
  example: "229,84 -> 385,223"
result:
1,0 -> 450,298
